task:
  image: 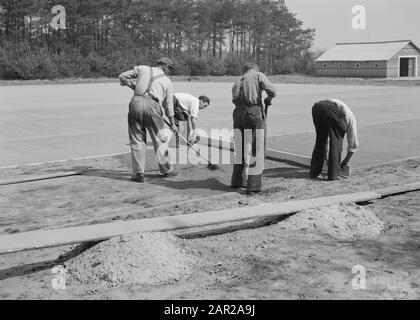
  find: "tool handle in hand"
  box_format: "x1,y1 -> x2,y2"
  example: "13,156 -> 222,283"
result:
163,119 -> 213,165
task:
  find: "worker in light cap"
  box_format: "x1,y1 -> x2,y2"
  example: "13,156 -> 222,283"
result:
310,98 -> 359,181
119,57 -> 179,183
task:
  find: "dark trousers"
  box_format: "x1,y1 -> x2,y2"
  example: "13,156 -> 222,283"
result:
173,97 -> 189,147
310,101 -> 347,180
231,105 -> 266,192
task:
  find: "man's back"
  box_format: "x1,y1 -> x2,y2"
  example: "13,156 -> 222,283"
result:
232,70 -> 276,106
119,65 -> 174,118
174,93 -> 200,119
132,66 -> 172,102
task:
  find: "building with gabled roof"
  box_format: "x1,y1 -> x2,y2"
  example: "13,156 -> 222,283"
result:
316,40 -> 420,78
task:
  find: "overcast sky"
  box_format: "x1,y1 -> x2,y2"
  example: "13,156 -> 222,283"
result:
286,0 -> 420,50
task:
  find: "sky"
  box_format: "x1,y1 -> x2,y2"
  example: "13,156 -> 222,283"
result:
286,0 -> 420,50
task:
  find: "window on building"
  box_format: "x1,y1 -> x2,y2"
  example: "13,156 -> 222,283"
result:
338,63 -> 343,69
323,63 -> 327,68
355,63 -> 361,68
374,63 -> 379,68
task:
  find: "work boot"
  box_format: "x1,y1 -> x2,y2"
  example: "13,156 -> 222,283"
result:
246,190 -> 262,196
231,183 -> 247,189
163,170 -> 179,178
131,173 -> 145,183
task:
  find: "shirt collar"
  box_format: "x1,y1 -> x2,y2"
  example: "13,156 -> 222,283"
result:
245,69 -> 257,75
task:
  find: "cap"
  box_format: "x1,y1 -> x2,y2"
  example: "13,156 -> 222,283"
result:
157,57 -> 175,70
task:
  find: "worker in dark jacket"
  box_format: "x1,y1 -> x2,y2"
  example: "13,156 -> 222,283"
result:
231,63 -> 277,194
310,98 -> 359,180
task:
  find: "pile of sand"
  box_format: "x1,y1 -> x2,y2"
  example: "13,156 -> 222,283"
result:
279,204 -> 384,239
65,232 -> 197,290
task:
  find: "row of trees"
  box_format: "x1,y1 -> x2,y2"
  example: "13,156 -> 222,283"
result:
0,0 -> 317,79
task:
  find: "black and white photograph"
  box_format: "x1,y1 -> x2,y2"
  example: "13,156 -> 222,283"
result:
0,0 -> 419,304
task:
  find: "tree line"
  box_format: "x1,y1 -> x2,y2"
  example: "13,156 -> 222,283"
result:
0,0 -> 316,80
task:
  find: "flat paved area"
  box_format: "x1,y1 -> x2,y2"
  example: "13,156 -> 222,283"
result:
0,82 -> 419,167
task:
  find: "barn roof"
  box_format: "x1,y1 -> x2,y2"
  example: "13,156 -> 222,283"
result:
316,40 -> 420,62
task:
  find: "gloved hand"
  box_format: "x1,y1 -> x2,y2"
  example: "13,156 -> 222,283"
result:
188,131 -> 199,145
167,117 -> 179,134
264,97 -> 272,107
120,78 -> 129,86
171,125 -> 179,134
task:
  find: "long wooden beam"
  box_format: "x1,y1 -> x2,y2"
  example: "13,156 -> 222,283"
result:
198,136 -> 351,176
0,171 -> 83,186
266,149 -> 311,167
374,182 -> 420,197
0,191 -> 380,255
198,136 -> 312,167
2,182 -> 420,255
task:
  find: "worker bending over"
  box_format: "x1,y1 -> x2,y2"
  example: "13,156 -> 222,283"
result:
119,57 -> 179,183
168,93 -> 210,146
310,98 -> 359,181
231,62 -> 277,194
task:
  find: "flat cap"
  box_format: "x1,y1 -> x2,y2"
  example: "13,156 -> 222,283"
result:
157,57 -> 175,70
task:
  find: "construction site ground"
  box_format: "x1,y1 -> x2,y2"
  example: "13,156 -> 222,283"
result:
0,151 -> 419,300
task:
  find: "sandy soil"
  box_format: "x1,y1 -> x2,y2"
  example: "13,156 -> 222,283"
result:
0,157 -> 419,300
65,233 -> 197,295
0,149 -> 295,235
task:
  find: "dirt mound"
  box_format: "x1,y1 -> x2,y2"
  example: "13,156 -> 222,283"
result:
65,232 -> 197,291
279,204 -> 384,239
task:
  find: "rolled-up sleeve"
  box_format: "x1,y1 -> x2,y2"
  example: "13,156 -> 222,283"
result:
118,66 -> 140,84
164,82 -> 174,118
232,80 -> 240,103
259,73 -> 277,98
347,116 -> 359,153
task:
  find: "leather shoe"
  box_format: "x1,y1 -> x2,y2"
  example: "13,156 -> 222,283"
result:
246,190 -> 262,196
131,173 -> 145,183
164,170 -> 179,178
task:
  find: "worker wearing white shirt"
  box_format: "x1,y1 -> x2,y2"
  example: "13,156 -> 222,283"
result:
310,98 -> 359,180
172,93 -> 210,145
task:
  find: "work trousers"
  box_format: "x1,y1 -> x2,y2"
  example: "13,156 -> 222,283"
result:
310,100 -> 347,180
173,97 -> 189,147
128,95 -> 173,175
231,105 -> 266,192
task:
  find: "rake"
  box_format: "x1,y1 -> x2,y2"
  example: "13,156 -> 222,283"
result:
163,119 -> 221,171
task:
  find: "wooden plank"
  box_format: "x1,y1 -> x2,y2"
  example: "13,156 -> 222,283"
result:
375,182 -> 420,198
198,136 -> 234,152
0,171 -> 83,186
266,149 -> 311,168
176,216 -> 287,240
0,153 -> 131,171
198,136 -> 313,169
0,191 -> 380,255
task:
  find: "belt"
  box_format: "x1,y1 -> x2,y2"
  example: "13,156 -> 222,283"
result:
235,103 -> 262,108
134,93 -> 159,103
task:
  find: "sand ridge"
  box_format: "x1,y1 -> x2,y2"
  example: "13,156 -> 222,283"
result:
278,204 -> 384,239
65,232 -> 198,292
